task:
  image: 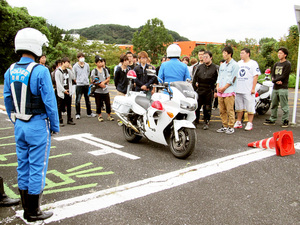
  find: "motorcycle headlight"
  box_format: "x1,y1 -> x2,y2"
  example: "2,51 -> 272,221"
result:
180,100 -> 197,111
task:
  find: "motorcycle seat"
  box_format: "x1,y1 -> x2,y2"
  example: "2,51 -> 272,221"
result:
257,85 -> 269,95
135,95 -> 151,110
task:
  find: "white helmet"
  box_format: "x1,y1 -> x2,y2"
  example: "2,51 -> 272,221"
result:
15,28 -> 49,57
166,44 -> 181,58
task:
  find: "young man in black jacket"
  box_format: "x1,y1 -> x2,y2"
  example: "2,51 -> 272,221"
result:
134,51 -> 156,99
192,51 -> 218,130
114,54 -> 129,95
264,47 -> 291,127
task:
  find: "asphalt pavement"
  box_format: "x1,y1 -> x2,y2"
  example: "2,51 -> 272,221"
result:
0,84 -> 299,225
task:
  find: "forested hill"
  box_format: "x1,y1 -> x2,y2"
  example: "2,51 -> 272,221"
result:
69,24 -> 189,44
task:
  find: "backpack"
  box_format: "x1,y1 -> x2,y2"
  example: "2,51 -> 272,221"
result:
89,68 -> 108,97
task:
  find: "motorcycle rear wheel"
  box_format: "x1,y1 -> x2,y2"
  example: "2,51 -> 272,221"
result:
256,102 -> 270,115
123,125 -> 142,143
169,128 -> 196,159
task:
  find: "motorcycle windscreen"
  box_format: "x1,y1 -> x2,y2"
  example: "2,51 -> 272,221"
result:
169,81 -> 195,98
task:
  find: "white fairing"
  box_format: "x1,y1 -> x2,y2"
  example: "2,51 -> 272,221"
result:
113,81 -> 197,145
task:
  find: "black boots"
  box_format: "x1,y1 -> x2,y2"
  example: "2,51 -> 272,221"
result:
0,177 -> 20,207
19,189 -> 53,222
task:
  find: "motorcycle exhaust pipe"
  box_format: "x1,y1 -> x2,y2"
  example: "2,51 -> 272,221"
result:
115,112 -> 140,133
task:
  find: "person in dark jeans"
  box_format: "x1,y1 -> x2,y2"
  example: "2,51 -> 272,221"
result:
73,52 -> 96,119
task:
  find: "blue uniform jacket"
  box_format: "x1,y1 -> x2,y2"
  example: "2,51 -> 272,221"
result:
158,58 -> 191,83
4,57 -> 60,133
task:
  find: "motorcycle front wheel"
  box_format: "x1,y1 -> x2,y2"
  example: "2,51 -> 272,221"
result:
169,128 -> 196,159
123,125 -> 142,143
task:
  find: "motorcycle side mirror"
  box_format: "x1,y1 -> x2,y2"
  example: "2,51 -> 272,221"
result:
146,69 -> 164,84
146,69 -> 156,76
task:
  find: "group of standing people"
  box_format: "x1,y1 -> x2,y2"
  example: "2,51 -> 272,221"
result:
189,45 -> 291,134
2,26 -> 292,223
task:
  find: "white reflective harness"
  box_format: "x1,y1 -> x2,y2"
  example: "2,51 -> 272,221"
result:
9,62 -> 38,121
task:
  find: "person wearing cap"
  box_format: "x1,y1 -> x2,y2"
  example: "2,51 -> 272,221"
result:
3,27 -> 59,222
158,44 -> 190,84
91,56 -> 114,122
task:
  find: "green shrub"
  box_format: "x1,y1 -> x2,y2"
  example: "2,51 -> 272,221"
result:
288,73 -> 300,88
257,73 -> 300,88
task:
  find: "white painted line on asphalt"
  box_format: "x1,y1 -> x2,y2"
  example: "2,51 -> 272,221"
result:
54,133 -> 140,160
15,147 -> 280,224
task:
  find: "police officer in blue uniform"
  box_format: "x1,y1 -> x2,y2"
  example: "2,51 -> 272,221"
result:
3,28 -> 59,222
158,44 -> 191,83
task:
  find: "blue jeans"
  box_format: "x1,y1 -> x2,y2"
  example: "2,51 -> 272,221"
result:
75,85 -> 92,115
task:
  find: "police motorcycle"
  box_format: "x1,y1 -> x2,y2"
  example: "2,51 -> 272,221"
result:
255,69 -> 273,115
112,69 -> 197,159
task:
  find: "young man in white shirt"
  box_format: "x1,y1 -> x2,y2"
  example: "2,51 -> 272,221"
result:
234,48 -> 260,131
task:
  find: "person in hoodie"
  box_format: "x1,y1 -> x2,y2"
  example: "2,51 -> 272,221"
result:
73,52 -> 96,119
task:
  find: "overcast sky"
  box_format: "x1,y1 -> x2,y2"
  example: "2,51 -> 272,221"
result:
6,0 -> 300,43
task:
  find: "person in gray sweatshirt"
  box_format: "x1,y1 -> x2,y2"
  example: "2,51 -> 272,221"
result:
73,52 -> 96,119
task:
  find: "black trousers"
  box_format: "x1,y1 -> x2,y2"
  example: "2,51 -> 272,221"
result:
196,89 -> 214,123
58,94 -> 72,121
94,92 -> 111,115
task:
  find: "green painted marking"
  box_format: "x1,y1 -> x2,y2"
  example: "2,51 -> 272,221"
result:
45,170 -> 76,188
0,163 -> 17,167
0,127 -> 13,130
3,161 -> 115,196
76,171 -> 114,178
3,183 -> 19,199
49,153 -> 72,159
66,162 -> 93,172
66,167 -> 105,177
0,143 -> 15,147
43,183 -> 98,195
0,152 -> 16,161
50,146 -> 56,149
0,135 -> 14,140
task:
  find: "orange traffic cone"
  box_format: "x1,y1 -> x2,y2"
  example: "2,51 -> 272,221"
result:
248,130 -> 295,156
273,130 -> 295,156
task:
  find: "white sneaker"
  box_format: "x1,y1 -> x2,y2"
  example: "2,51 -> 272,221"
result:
225,127 -> 234,134
75,114 -> 80,119
245,122 -> 253,131
87,113 -> 97,118
216,127 -> 227,133
234,121 -> 242,129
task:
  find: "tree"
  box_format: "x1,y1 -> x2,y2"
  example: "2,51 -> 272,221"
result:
0,0 -> 52,82
47,24 -> 63,47
259,37 -> 278,70
132,18 -> 173,64
277,25 -> 299,73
